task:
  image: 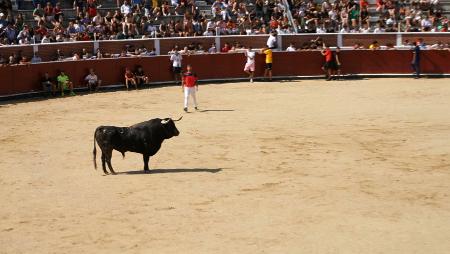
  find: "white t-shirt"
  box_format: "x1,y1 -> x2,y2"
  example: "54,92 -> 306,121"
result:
245,50 -> 255,64
286,46 -> 296,52
170,53 -> 182,67
85,74 -> 98,83
267,35 -> 277,48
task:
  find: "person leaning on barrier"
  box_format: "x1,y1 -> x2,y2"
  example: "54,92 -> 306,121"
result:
41,72 -> 56,97
57,70 -> 75,96
85,68 -> 102,92
134,66 -> 149,86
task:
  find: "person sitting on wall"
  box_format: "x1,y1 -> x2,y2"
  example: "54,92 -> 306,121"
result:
41,72 -> 56,97
134,66 -> 149,85
369,40 -> 380,50
85,68 -> 102,92
57,70 -> 76,96
124,67 -> 137,90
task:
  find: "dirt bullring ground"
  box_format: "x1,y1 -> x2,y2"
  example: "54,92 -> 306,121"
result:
1,78 -> 450,253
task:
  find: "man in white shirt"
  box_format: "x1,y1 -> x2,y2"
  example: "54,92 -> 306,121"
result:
85,68 -> 102,92
267,31 -> 277,49
286,43 -> 296,52
170,50 -> 183,84
243,46 -> 256,83
121,2 -> 132,15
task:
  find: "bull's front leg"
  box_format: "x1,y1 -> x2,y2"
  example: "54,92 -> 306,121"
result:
143,154 -> 150,173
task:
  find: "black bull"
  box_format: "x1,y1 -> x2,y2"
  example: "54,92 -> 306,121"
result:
93,117 -> 182,174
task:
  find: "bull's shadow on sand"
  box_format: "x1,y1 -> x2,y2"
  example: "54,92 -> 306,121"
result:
117,168 -> 222,175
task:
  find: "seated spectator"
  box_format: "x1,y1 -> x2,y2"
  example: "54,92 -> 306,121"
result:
72,52 -> 81,60
85,68 -> 102,92
124,67 -> 137,90
55,49 -> 64,61
369,41 -> 381,50
221,42 -> 231,53
208,43 -> 217,53
0,54 -> 6,66
41,72 -> 56,96
57,70 -> 75,96
134,66 -> 149,85
19,56 -> 30,65
286,43 -> 296,52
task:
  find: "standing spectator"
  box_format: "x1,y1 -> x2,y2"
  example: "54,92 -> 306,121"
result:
73,0 -> 84,16
321,44 -> 333,81
411,41 -> 421,79
85,68 -> 102,91
333,47 -> 342,80
261,47 -> 273,81
41,72 -> 56,96
134,66 -> 149,85
33,4 -> 45,23
170,50 -> 182,84
121,0 -> 133,15
182,64 -> 198,112
267,31 -> 277,49
243,46 -> 256,83
124,67 -> 137,90
57,70 -> 75,96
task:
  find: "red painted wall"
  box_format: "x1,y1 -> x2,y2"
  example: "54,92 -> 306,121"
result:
0,50 -> 449,96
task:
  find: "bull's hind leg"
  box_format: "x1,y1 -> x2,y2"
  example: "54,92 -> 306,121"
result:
104,149 -> 117,175
143,154 -> 150,172
101,154 -> 109,175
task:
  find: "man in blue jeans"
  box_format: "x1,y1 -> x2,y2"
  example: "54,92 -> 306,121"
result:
411,41 -> 421,79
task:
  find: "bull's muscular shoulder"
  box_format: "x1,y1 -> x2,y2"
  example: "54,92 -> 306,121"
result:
130,118 -> 162,129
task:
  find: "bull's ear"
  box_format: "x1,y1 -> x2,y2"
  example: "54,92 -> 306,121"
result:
161,119 -> 170,124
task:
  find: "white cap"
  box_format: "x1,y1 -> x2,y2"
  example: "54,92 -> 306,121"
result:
0,13 -> 5,17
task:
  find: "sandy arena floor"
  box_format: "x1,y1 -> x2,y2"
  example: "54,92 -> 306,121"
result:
1,78 -> 450,253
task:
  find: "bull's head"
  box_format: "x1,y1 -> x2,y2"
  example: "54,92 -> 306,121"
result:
161,116 -> 182,138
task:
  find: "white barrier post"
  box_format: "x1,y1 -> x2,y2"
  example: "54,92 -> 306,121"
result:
155,38 -> 160,55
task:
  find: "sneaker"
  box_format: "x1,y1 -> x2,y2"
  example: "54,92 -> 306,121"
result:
184,107 -> 188,112
250,78 -> 253,83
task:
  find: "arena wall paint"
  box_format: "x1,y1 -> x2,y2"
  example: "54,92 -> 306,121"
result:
0,50 -> 449,96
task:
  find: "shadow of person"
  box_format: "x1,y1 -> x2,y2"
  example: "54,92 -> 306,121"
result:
198,109 -> 235,113
117,168 -> 222,175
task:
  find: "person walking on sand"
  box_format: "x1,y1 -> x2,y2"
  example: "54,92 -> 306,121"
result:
182,64 -> 199,112
244,46 -> 256,83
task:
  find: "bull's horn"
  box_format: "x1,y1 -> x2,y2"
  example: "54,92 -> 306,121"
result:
161,119 -> 170,124
173,116 -> 183,121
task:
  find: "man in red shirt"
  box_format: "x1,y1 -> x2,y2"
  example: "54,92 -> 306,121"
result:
182,64 -> 199,112
321,43 -> 334,81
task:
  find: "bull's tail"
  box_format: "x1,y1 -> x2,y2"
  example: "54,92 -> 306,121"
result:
93,128 -> 98,170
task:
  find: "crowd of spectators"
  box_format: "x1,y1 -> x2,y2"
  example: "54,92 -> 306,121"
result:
290,0 -> 447,33
0,0 -> 449,46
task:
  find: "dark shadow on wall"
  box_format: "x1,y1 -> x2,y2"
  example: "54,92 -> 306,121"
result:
117,168 -> 223,175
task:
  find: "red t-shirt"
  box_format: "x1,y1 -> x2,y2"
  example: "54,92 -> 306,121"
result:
221,46 -> 230,53
324,49 -> 332,62
183,72 -> 198,87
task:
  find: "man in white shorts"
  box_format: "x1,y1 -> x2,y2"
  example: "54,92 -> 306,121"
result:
244,46 -> 256,83
170,50 -> 183,84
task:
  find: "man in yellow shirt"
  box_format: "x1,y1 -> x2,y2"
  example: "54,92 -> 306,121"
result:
261,47 -> 273,81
